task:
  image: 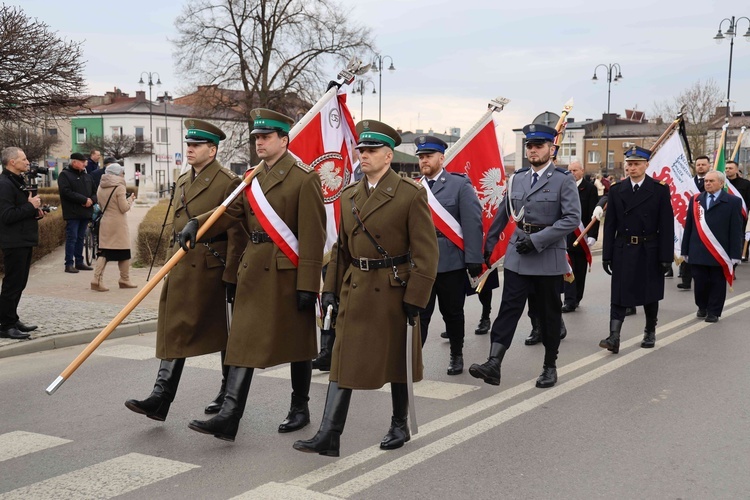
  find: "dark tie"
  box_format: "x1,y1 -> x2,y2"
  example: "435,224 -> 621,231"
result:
428,179 -> 435,189
531,173 -> 538,188
697,178 -> 704,190
708,193 -> 715,209
633,184 -> 639,193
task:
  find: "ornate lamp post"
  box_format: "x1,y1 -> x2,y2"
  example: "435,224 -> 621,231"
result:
592,63 -> 623,173
351,79 -> 376,120
371,54 -> 396,121
138,71 -> 161,181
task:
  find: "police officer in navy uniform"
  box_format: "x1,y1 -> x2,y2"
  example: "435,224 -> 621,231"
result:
469,124 -> 581,389
599,146 -> 674,353
415,134 -> 484,375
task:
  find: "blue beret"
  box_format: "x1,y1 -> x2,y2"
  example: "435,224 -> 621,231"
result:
624,145 -> 651,161
523,124 -> 557,143
414,134 -> 448,154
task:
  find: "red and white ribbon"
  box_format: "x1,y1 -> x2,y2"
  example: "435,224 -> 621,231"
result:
245,174 -> 299,267
573,223 -> 592,269
693,195 -> 733,287
421,176 -> 464,251
725,179 -> 748,219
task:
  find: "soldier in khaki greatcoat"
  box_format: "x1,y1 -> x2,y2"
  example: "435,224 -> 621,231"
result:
125,119 -> 244,422
181,109 -> 326,442
293,120 -> 438,457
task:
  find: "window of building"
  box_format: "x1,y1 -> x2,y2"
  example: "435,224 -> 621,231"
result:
587,150 -> 600,164
607,151 -> 614,168
76,127 -> 87,144
111,126 -> 123,137
156,127 -> 168,143
47,128 -> 58,136
135,127 -> 144,141
560,143 -> 577,158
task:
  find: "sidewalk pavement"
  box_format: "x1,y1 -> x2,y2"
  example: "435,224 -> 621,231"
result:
0,203 -> 167,358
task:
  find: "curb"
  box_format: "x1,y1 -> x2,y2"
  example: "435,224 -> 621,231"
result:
0,320 -> 158,359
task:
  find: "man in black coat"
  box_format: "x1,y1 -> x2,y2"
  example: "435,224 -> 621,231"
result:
57,152 -> 97,273
600,146 -> 674,353
725,160 -> 750,261
678,155 -> 710,290
0,147 -> 44,339
562,159 -> 599,312
681,170 -> 743,323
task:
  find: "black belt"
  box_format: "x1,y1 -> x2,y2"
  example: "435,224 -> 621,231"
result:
520,222 -> 548,234
351,253 -> 410,271
250,231 -> 274,244
617,233 -> 657,245
172,232 -> 227,245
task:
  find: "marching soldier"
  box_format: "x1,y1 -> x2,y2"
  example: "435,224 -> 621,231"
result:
599,146 -> 674,353
181,109 -> 326,442
125,119 -> 243,422
469,124 -> 580,389
293,120 -> 438,457
415,134 -> 484,376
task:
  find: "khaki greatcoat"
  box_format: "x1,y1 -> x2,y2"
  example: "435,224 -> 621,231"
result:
156,159 -> 243,359
324,168 -> 438,390
197,152 -> 326,368
96,174 -> 132,251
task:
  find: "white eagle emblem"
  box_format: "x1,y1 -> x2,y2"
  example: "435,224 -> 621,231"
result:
319,160 -> 343,191
311,152 -> 350,203
477,168 -> 506,218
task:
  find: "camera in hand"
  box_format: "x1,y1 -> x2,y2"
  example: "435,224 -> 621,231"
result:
28,162 -> 50,177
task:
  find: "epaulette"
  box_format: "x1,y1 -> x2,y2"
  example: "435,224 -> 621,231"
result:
342,182 -> 358,194
555,167 -> 570,174
659,180 -> 666,186
450,172 -> 468,178
402,176 -> 423,189
295,160 -> 313,173
514,167 -> 530,174
219,167 -> 239,179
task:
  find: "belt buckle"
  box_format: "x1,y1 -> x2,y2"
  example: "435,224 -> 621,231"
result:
359,258 -> 369,271
251,232 -> 261,244
630,236 -> 639,244
522,223 -> 530,233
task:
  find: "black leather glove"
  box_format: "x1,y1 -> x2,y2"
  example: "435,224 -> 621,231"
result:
225,283 -> 237,304
321,291 -> 339,327
484,251 -> 492,268
177,218 -> 199,252
602,260 -> 613,276
660,262 -> 672,275
515,237 -> 536,255
466,263 -> 484,278
297,290 -> 317,311
403,302 -> 421,326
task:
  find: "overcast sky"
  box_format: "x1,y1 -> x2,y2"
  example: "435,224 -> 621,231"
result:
18,0 -> 750,154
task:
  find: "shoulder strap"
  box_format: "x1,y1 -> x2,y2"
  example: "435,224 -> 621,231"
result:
101,187 -> 117,214
349,197 -> 389,257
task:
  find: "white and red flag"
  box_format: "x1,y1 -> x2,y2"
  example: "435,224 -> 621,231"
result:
444,113 -> 513,277
289,88 -> 358,254
573,223 -> 592,268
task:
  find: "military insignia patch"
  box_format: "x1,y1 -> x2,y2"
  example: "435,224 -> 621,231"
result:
418,136 -> 426,144
362,121 -> 369,130
311,153 -> 348,202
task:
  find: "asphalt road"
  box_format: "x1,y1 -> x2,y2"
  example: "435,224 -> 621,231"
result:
1,256 -> 749,499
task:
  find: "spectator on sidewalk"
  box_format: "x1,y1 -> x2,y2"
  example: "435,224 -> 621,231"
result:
90,156 -> 113,193
86,150 -> 101,175
91,162 -> 137,291
0,147 -> 44,340
58,152 -> 97,273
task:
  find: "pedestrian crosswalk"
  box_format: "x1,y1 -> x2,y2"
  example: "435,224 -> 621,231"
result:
0,432 -> 198,499
95,344 -> 480,401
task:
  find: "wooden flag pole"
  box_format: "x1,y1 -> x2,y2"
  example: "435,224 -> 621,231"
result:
731,126 -> 746,162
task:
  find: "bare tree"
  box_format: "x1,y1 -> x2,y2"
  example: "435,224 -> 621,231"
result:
82,134 -> 154,160
172,0 -> 374,142
0,5 -> 87,120
652,79 -> 724,156
0,122 -> 60,161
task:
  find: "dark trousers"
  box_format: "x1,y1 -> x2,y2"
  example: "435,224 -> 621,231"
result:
563,248 -> 589,306
419,269 -> 466,354
478,284 -> 492,319
65,218 -> 88,267
691,264 -> 727,317
611,302 -> 658,322
490,269 -> 562,367
528,277 -> 564,319
679,261 -> 692,287
0,247 -> 33,329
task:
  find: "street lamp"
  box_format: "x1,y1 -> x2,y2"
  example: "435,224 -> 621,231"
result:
713,16 -> 750,130
371,54 -> 396,121
158,91 -> 172,192
138,71 -> 161,183
592,63 -> 623,173
351,79 -> 376,121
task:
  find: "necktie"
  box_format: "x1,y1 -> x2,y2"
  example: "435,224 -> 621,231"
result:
697,178 -> 704,190
428,179 -> 435,189
531,173 -> 538,188
708,193 -> 715,209
633,184 -> 639,193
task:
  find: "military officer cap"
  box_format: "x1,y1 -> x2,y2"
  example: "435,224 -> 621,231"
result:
414,134 -> 448,154
184,119 -> 226,145
523,123 -> 557,144
355,119 -> 402,150
250,108 -> 294,135
624,145 -> 651,161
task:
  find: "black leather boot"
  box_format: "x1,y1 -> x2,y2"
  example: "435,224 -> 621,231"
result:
205,351 -> 229,414
381,383 -> 410,450
312,329 -> 335,371
536,365 -> 557,388
278,360 -> 311,433
599,319 -> 623,354
474,317 -> 490,335
125,358 -> 185,421
447,353 -> 464,375
468,342 -> 507,386
641,317 -> 657,348
525,317 -> 542,345
560,317 -> 567,340
188,366 -> 253,442
293,381 -> 352,457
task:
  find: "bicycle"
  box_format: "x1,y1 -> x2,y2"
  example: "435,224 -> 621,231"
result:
84,222 -> 99,266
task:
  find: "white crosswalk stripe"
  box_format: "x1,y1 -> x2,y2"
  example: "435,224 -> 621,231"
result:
0,453 -> 198,500
231,482 -> 339,499
0,431 -> 71,462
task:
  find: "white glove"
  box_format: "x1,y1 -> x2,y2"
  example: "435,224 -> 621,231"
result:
745,231 -> 750,242
732,259 -> 741,265
592,206 -> 604,221
586,237 -> 596,247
